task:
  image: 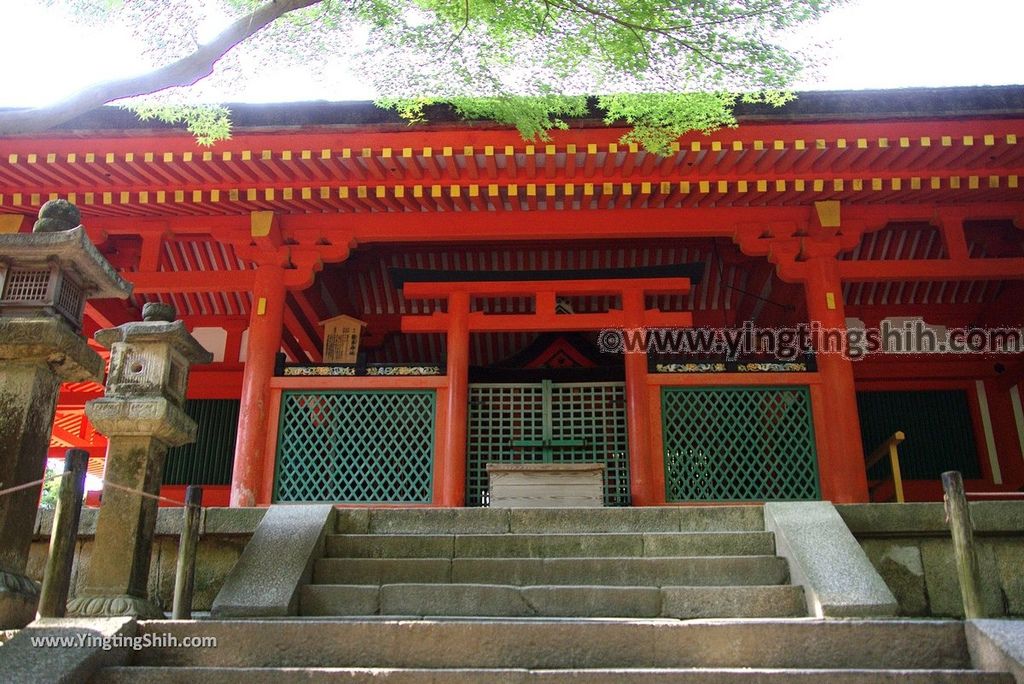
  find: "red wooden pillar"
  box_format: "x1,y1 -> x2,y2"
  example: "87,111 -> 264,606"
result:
804,257 -> 869,503
623,289 -> 657,505
230,263 -> 286,507
440,291 -> 470,506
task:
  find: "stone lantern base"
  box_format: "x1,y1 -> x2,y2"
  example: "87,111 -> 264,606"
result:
65,594 -> 165,620
0,572 -> 42,628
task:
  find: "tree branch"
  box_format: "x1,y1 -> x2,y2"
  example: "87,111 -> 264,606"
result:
0,0 -> 322,136
440,0 -> 471,59
551,0 -> 732,69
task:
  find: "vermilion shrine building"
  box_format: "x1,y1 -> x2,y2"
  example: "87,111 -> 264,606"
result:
3,86 -> 1022,508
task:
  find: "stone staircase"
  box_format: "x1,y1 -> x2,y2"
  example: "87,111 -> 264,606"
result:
90,507 -> 1015,682
301,506 -> 804,619
92,618 -> 1012,682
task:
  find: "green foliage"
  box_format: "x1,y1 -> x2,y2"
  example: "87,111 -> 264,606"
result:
125,104 -> 232,146
39,464 -> 63,510
42,0 -> 846,150
379,94 -> 590,142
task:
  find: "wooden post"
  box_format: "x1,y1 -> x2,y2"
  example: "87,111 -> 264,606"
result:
172,486 -> 203,620
231,264 -> 286,506
803,257 -> 869,503
441,292 -> 470,507
622,288 -> 655,505
942,470 -> 986,619
37,449 -> 88,618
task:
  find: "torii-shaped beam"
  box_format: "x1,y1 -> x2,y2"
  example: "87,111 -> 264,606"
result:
398,270 -> 694,507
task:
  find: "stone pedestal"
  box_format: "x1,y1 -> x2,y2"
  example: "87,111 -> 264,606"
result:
0,323 -> 101,627
68,306 -> 211,618
0,204 -> 130,628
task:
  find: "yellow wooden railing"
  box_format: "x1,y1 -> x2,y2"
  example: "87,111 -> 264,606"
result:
866,431 -> 906,503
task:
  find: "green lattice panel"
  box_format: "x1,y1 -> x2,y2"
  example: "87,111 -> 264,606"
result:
274,390 -> 435,503
467,382 -> 630,506
662,386 -> 819,501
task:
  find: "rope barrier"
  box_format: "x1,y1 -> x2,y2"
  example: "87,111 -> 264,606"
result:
0,470 -> 67,498
97,480 -> 195,508
0,471 -> 200,509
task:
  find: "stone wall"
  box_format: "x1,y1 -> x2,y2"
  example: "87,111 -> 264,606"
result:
29,507 -> 265,613
837,502 -> 1024,618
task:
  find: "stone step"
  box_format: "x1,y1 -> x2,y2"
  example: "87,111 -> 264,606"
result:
299,583 -> 807,618
92,666 -> 1015,683
335,506 -> 765,535
124,618 -> 977,670
325,531 -> 776,559
312,555 -> 790,586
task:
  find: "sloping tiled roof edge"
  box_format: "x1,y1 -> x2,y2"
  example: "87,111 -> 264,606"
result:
5,85 -> 1023,137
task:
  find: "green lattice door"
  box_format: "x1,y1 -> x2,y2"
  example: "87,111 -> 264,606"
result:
662,386 -> 820,501
274,390 -> 435,503
467,381 -> 629,506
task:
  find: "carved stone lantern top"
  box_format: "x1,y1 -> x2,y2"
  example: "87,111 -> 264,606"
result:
0,205 -> 132,331
93,308 -> 213,407
94,318 -> 214,363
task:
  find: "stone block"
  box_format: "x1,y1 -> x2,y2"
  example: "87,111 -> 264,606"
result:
967,619 -> 1024,682
202,507 -> 267,535
334,509 -> 370,534
369,509 -> 510,534
192,537 -> 247,611
71,539 -> 93,597
450,556 -> 787,587
380,583 -> 532,617
327,534 -> 454,559
661,585 -> 807,618
970,502 -> 1024,534
301,584 -> 380,616
34,509 -> 53,537
25,541 -> 48,584
521,585 -> 661,617
765,501 -> 897,617
28,531 -> 249,614
642,531 -> 774,557
454,533 -> 642,558
211,504 -> 334,617
861,538 -> 929,616
920,538 -> 1005,618
837,502 -> 1024,536
154,508 -> 186,537
0,617 -> 136,683
315,558 -> 451,585
77,508 -> 99,536
677,505 -> 764,532
508,508 -> 680,533
147,537 -> 176,612
126,617 -> 973,670
992,540 -> 1024,616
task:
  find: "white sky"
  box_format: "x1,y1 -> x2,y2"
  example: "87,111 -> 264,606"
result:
0,0 -> 1021,108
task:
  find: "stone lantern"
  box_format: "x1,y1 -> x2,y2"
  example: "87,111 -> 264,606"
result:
0,200 -> 131,628
68,302 -> 212,618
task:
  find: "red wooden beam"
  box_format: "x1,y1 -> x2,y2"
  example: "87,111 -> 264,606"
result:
49,422 -> 92,447
402,277 -> 692,299
279,326 -> 307,364
283,304 -> 322,363
402,310 -> 694,333
838,258 -> 1024,282
853,358 -> 1005,381
127,270 -> 256,293
55,391 -> 104,405
86,202 -> 1021,245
